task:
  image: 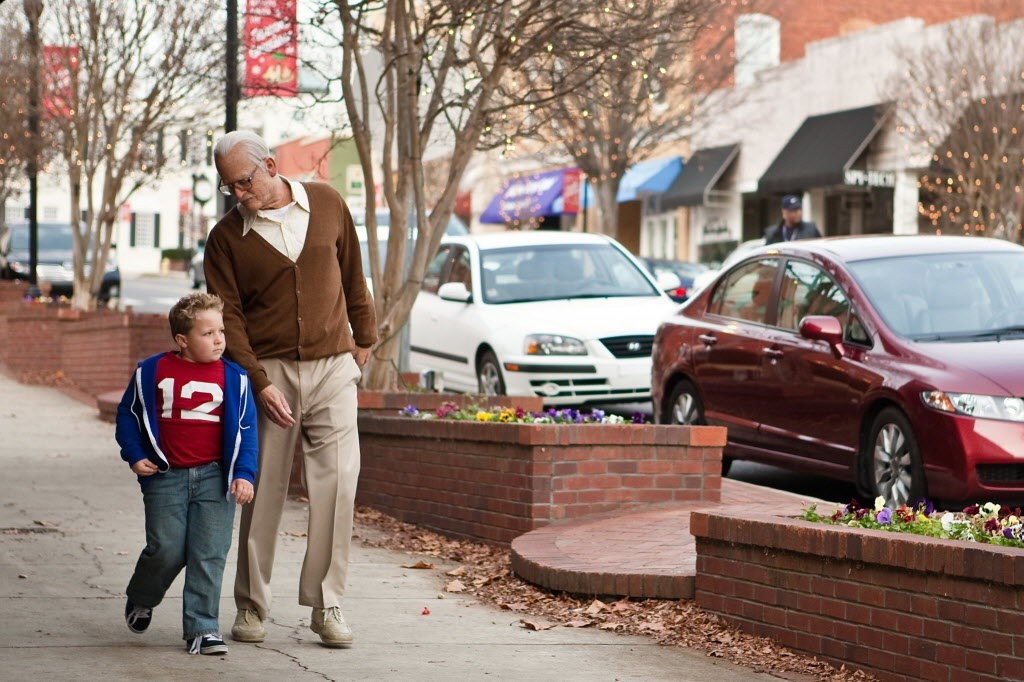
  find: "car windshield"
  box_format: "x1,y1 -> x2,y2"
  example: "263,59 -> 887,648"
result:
479,242 -> 659,304
849,250 -> 1024,340
9,223 -> 74,251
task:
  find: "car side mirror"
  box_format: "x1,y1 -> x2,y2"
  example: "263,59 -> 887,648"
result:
438,281 -> 471,303
799,315 -> 846,358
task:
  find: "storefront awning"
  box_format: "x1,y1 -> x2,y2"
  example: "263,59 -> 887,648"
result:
479,169 -> 566,224
758,104 -> 890,194
662,144 -> 739,209
616,155 -> 684,202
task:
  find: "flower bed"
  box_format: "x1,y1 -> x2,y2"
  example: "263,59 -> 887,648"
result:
355,409 -> 725,544
691,505 -> 1024,681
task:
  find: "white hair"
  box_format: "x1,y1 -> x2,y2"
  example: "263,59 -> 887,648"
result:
213,130 -> 271,165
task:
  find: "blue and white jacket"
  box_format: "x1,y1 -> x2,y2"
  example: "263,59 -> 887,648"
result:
115,352 -> 258,497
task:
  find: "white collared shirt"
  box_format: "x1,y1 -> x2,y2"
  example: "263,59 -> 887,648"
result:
239,176 -> 311,261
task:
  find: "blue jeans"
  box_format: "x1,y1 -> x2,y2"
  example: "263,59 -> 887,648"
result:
126,461 -> 235,639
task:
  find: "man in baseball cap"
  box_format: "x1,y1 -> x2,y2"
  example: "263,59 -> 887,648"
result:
765,194 -> 822,244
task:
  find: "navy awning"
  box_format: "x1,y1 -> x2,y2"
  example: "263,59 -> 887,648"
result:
758,104 -> 890,194
479,169 -> 566,224
662,144 -> 739,208
616,155 -> 684,202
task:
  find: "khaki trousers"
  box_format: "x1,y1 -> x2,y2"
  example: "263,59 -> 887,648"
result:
234,353 -> 361,618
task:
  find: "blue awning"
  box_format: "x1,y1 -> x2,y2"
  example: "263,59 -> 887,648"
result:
616,155 -> 684,202
479,169 -> 566,224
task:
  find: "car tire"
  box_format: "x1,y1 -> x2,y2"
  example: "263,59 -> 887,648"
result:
477,350 -> 506,396
863,407 -> 925,508
664,380 -> 732,476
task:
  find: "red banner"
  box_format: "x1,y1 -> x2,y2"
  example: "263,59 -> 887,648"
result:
243,0 -> 298,98
179,189 -> 192,215
42,46 -> 79,118
562,168 -> 581,214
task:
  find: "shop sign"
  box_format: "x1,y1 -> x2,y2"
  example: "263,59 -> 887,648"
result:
702,216 -> 730,237
844,169 -> 896,188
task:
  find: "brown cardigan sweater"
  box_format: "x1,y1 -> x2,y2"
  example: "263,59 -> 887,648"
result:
203,182 -> 378,394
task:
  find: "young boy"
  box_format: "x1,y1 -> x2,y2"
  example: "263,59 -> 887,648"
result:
115,292 -> 258,655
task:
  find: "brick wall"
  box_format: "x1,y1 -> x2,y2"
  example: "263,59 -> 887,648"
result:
61,312 -> 172,396
357,414 -> 724,544
691,508 -> 1024,682
0,298 -> 173,395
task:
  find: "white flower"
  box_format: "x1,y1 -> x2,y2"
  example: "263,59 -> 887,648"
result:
940,512 -> 955,531
874,496 -> 886,512
980,502 -> 1001,516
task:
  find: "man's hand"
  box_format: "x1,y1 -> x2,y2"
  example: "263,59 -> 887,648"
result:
230,479 -> 255,505
353,346 -> 372,367
130,459 -> 159,476
258,384 -> 296,427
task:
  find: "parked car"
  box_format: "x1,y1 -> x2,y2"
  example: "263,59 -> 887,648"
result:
651,234 -> 1024,508
641,257 -> 709,302
409,231 -> 679,406
1,222 -> 120,305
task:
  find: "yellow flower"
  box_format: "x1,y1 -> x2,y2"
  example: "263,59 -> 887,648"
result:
476,411 -> 493,422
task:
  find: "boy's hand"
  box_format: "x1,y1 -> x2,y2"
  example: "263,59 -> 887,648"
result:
231,479 -> 255,505
131,460 -> 159,476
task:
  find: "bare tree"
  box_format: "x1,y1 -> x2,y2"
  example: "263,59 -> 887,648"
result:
888,17 -> 1024,241
42,0 -> 222,309
537,0 -> 776,239
0,10 -> 34,222
308,0 -> 707,389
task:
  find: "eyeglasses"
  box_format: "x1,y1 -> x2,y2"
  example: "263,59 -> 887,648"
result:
218,163 -> 262,196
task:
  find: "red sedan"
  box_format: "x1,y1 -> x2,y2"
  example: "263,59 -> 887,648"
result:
651,235 -> 1024,508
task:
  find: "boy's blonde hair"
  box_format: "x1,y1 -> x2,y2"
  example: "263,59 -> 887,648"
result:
168,292 -> 224,337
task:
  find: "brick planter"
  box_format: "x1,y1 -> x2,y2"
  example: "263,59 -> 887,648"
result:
287,390 -> 546,496
355,413 -> 724,544
691,508 -> 1024,682
1,301 -> 173,395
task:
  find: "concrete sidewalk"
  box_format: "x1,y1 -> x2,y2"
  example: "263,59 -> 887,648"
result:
0,371 -> 777,681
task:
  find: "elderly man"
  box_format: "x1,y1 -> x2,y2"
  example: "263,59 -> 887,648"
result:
764,194 -> 822,244
204,130 -> 377,648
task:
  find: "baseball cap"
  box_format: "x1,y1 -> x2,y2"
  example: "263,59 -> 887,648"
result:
781,194 -> 802,210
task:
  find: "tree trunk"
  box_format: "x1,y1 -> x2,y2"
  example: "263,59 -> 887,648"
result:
593,181 -> 619,240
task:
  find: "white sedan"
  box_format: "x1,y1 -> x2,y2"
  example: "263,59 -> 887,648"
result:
408,231 -> 679,406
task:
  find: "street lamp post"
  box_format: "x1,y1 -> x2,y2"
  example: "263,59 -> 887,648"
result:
191,172 -> 213,245
23,0 -> 44,297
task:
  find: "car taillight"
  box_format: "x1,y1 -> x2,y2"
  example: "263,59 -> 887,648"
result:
671,287 -> 687,299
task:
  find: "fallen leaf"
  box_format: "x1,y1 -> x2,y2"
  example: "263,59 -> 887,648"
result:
445,579 -> 466,592
473,573 -> 502,587
18,574 -> 27,579
421,607 -> 430,615
446,565 -> 467,576
401,560 -> 435,569
285,531 -> 307,537
33,520 -> 57,528
520,618 -> 556,631
500,602 -> 527,612
565,619 -> 592,628
585,599 -> 608,615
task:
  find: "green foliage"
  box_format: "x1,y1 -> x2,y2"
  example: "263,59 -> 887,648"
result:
803,499 -> 1024,549
160,247 -> 193,261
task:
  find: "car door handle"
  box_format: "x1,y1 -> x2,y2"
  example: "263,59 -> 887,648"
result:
762,348 -> 784,359
698,334 -> 717,346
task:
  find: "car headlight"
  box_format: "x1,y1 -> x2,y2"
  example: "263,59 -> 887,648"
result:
921,390 -> 1024,422
524,334 -> 586,356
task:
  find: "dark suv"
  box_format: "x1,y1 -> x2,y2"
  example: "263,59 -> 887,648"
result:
1,222 -> 120,305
